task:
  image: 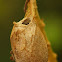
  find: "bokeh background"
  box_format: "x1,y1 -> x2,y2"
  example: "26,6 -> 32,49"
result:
0,0 -> 62,62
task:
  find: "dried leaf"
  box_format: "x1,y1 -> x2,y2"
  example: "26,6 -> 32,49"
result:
25,0 -> 57,62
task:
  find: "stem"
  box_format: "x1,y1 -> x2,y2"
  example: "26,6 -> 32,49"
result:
24,0 -> 30,13
25,0 -> 40,18
30,0 -> 37,16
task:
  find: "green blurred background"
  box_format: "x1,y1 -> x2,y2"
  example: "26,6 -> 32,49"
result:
0,0 -> 62,62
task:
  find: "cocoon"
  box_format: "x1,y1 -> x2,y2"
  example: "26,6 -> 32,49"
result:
10,17 -> 48,62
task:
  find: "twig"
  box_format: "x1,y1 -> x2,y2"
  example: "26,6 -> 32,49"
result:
24,0 -> 30,13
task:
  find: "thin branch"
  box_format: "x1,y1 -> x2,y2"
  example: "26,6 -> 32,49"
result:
24,0 -> 30,13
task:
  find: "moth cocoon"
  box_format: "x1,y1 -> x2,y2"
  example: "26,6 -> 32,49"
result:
10,17 -> 48,62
